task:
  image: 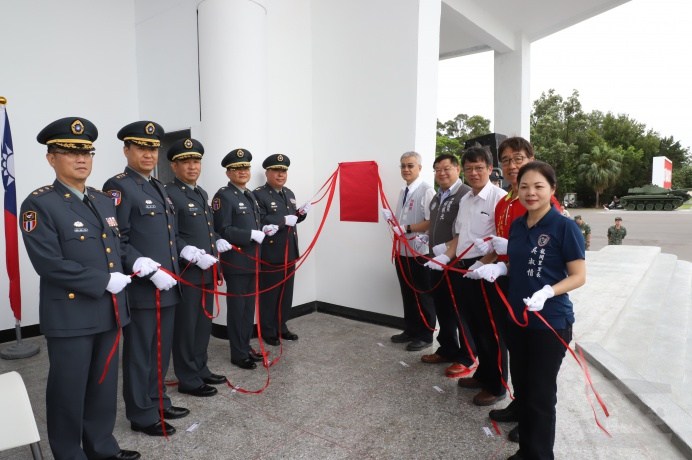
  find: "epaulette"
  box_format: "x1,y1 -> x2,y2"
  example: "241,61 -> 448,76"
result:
255,185 -> 266,191
88,187 -> 110,197
114,173 -> 128,179
30,185 -> 54,197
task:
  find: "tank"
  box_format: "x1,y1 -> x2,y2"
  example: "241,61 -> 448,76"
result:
619,184 -> 691,211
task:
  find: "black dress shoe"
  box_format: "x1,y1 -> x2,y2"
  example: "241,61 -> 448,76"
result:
507,449 -> 523,459
105,450 -> 141,460
390,332 -> 413,343
231,357 -> 257,369
202,373 -> 227,385
249,350 -> 264,362
489,400 -> 519,422
406,339 -> 432,351
179,384 -> 218,397
281,330 -> 298,341
131,420 -> 176,436
508,425 -> 519,443
264,336 -> 280,346
163,406 -> 190,419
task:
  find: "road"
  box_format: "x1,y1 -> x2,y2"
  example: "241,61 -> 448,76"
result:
565,207 -> 692,262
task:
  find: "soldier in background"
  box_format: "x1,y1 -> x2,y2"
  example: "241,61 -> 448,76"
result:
165,138 -> 233,397
21,117 -> 140,460
574,215 -> 591,250
103,121 -> 189,437
607,217 -> 627,244
254,154 -> 309,345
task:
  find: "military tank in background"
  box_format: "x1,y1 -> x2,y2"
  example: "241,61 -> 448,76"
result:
619,184 -> 691,211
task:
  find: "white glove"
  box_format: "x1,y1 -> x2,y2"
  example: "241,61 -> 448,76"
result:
473,237 -> 492,255
471,262 -> 507,283
432,243 -> 447,257
180,245 -> 204,263
524,285 -> 555,312
392,225 -> 404,236
491,236 -> 509,255
251,229 -> 266,244
424,254 -> 450,271
133,257 -> 161,277
195,253 -> 218,270
298,201 -> 311,215
463,261 -> 485,280
150,270 -> 177,291
263,224 -> 279,236
284,215 -> 299,226
381,208 -> 393,221
416,234 -> 429,245
106,272 -> 131,294
216,239 -> 233,253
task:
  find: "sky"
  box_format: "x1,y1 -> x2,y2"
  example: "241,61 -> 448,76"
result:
437,0 -> 692,150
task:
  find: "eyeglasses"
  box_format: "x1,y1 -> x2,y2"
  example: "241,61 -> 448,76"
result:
434,166 -> 455,174
54,150 -> 95,159
399,163 -> 418,170
462,166 -> 489,174
500,155 -> 527,166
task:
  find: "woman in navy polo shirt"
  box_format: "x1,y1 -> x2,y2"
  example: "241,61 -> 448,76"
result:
506,161 -> 586,460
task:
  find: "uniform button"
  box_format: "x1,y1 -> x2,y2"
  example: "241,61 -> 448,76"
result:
169,241 -> 173,246
168,225 -> 172,229
171,256 -> 175,261
192,213 -> 197,216
102,233 -> 107,238
80,235 -> 85,241
108,262 -> 114,268
150,212 -> 155,216
204,211 -> 208,215
211,243 -> 215,248
68,293 -> 75,299
106,248 -> 112,253
207,221 -> 212,226
209,233 -> 213,236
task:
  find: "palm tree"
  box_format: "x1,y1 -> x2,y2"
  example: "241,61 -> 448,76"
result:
577,145 -> 622,208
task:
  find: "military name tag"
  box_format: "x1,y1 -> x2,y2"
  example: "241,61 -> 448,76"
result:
73,221 -> 88,233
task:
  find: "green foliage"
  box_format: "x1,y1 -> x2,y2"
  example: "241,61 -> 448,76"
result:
435,114 -> 491,157
673,165 -> 692,189
577,145 -> 622,208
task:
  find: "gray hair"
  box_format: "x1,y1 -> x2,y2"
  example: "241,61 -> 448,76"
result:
400,151 -> 422,165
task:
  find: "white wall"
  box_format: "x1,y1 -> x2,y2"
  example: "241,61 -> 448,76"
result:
0,0 -> 139,330
311,0 -> 439,316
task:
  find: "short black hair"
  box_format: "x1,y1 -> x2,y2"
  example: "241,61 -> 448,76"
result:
517,160 -> 557,189
498,136 -> 534,159
461,146 -> 492,166
433,154 -> 458,168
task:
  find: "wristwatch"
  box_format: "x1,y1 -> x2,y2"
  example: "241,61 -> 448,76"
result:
406,225 -> 411,233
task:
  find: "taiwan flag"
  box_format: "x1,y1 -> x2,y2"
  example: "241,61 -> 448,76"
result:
1,104 -> 22,321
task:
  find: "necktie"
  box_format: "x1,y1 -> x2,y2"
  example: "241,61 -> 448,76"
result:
83,195 -> 99,219
244,190 -> 260,227
150,178 -> 165,201
279,189 -> 287,204
403,187 -> 409,206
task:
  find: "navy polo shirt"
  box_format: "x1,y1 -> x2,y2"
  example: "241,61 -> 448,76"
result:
507,207 -> 585,329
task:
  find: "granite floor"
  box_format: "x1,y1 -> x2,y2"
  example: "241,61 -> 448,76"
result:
0,312 -> 685,460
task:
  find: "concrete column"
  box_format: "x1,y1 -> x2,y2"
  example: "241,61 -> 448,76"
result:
493,35 -> 530,139
197,0 -> 267,328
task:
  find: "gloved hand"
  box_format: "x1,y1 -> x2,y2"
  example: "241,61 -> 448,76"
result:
473,237 -> 492,255
150,270 -> 177,291
106,272 -> 131,294
416,234 -> 429,245
298,201 -> 311,215
195,253 -> 218,270
381,208 -> 394,222
180,245 -> 204,263
216,239 -> 233,253
424,254 -> 450,271
392,225 -> 404,236
284,215 -> 299,226
250,229 -> 266,244
491,236 -> 509,255
471,262 -> 507,283
524,285 -> 555,312
133,257 -> 161,277
463,261 -> 485,280
262,224 -> 279,236
432,243 -> 447,257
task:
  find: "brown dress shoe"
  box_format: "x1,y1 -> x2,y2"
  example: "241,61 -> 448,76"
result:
457,377 -> 482,389
421,353 -> 452,364
473,389 -> 506,406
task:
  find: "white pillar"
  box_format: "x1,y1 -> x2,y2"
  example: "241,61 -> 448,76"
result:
198,0 -> 267,328
493,35 -> 530,139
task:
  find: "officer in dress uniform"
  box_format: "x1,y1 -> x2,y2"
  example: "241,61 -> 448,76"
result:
103,121 -> 189,437
165,138 -> 233,397
212,149 -> 277,369
21,117 -> 140,460
254,154 -> 309,345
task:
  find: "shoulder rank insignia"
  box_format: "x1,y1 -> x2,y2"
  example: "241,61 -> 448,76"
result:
30,185 -> 53,197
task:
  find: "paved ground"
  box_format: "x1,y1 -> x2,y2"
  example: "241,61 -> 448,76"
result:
564,207 -> 692,261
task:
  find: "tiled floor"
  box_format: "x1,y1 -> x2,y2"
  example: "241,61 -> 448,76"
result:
0,312 -> 685,459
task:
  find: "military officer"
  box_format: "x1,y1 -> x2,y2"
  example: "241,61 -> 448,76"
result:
212,148 -> 277,369
165,138 -> 233,397
254,154 -> 309,345
103,121 -> 188,437
21,117 -> 139,460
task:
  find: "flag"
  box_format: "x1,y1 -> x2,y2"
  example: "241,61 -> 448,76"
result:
1,105 -> 22,321
339,161 -> 379,222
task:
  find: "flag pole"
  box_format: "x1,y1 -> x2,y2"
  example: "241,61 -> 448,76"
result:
0,96 -> 40,359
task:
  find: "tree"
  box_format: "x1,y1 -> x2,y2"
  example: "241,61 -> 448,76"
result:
435,113 -> 491,156
577,145 -> 622,208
